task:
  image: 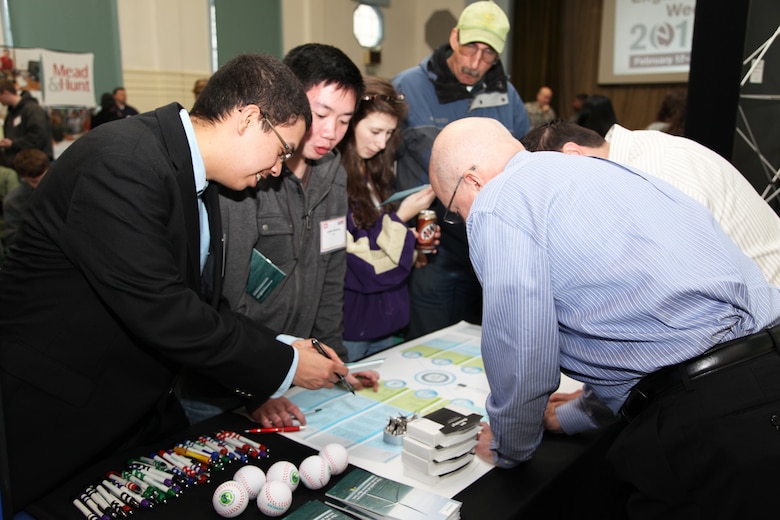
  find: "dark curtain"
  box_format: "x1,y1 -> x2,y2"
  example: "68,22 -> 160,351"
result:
686,0 -> 749,159
510,0 -> 563,113
510,0 -> 688,130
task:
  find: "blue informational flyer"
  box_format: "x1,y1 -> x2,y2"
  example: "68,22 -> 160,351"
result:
377,185 -> 428,207
281,321 -> 583,497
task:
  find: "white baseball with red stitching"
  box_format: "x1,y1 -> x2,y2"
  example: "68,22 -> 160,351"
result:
299,455 -> 331,490
266,460 -> 300,492
256,480 -> 292,517
233,465 -> 266,500
212,480 -> 249,518
319,443 -> 349,475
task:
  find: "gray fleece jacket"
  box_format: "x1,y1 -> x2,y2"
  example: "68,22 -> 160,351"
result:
220,150 -> 348,361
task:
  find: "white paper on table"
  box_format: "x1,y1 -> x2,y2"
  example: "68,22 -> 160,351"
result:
279,322 -> 585,498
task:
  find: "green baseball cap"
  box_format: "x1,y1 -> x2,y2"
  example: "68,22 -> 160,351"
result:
457,1 -> 510,54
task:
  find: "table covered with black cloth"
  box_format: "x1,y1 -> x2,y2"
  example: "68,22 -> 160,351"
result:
24,412 -> 629,519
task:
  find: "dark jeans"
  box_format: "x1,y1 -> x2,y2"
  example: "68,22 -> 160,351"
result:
405,244 -> 482,340
607,348 -> 780,519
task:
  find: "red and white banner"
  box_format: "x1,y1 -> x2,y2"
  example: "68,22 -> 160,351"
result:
41,49 -> 94,107
3,47 -> 94,107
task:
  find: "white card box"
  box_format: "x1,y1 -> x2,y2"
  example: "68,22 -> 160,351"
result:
401,449 -> 475,476
405,404 -> 482,448
403,435 -> 476,462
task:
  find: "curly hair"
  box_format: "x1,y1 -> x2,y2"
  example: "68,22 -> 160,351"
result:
13,148 -> 49,179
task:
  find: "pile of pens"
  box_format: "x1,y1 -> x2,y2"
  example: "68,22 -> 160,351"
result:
72,430 -> 268,519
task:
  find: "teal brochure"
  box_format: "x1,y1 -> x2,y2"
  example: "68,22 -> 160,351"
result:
378,184 -> 428,207
246,248 -> 286,303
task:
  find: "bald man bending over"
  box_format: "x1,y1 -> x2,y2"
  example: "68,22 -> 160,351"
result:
429,117 -> 780,518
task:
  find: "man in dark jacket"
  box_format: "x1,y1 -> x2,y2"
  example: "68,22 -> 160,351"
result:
0,78 -> 53,166
392,1 -> 530,339
0,53 -> 349,513
180,43 -> 372,428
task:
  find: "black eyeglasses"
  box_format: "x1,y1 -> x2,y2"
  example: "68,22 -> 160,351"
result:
457,39 -> 499,65
261,112 -> 293,161
361,94 -> 405,104
443,166 -> 475,224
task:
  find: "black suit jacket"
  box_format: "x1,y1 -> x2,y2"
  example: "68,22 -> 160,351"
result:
0,103 -> 294,510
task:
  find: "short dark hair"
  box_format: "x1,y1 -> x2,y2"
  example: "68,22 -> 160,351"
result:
575,95 -> 617,137
99,92 -> 115,110
189,53 -> 311,131
283,43 -> 364,103
13,148 -> 49,179
655,88 -> 687,136
112,87 -> 125,95
520,120 -> 605,152
0,78 -> 16,95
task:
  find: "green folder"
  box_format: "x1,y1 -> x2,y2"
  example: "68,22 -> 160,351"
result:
246,248 -> 286,303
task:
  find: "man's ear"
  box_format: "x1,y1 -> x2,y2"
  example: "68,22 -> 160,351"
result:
449,27 -> 460,49
238,104 -> 260,135
560,142 -> 586,156
463,166 -> 482,192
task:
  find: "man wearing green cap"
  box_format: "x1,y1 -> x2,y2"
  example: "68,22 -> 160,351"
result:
392,1 -> 529,340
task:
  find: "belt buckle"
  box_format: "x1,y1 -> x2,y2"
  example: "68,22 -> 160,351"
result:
620,387 -> 650,423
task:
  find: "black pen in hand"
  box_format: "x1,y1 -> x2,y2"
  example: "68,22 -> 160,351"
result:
311,338 -> 355,395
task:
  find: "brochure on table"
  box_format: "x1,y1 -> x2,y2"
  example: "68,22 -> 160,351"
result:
281,321 -> 583,497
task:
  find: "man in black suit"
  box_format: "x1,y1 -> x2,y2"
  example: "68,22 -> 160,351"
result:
0,53 -> 349,512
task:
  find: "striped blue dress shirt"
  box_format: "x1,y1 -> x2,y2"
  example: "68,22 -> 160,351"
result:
467,150 -> 780,467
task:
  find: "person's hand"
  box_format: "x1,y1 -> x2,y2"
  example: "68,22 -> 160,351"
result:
543,389 -> 583,433
475,421 -> 495,465
249,396 -> 305,427
291,339 -> 348,390
347,370 -> 380,392
292,338 -> 343,358
0,138 -> 11,148
291,338 -> 341,361
396,185 -> 436,222
414,253 -> 429,268
412,224 -> 441,262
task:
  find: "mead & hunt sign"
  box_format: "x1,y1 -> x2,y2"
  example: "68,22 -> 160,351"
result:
2,47 -> 95,107
43,50 -> 94,106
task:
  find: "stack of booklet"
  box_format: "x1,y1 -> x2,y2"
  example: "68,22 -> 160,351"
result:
325,468 -> 462,520
283,500 -> 354,519
400,404 -> 482,486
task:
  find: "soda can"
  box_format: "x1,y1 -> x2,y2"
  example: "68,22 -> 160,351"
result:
416,209 -> 437,253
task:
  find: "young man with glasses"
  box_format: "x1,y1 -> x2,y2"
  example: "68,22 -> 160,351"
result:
0,53 -> 352,512
392,0 -> 530,340
178,44 -> 378,428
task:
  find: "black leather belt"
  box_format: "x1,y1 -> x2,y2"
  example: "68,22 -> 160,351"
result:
619,325 -> 780,423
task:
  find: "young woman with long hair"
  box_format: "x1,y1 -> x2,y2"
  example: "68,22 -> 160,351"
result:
338,76 -> 435,361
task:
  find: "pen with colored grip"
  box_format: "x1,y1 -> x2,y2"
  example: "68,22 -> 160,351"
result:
311,338 -> 355,395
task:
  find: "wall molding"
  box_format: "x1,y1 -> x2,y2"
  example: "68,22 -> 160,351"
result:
122,68 -> 210,113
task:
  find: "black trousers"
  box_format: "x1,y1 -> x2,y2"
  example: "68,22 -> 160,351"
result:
607,348 -> 780,519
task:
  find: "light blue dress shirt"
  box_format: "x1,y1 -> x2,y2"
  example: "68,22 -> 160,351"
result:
467,150 -> 780,467
178,109 -> 209,273
177,109 -> 297,400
